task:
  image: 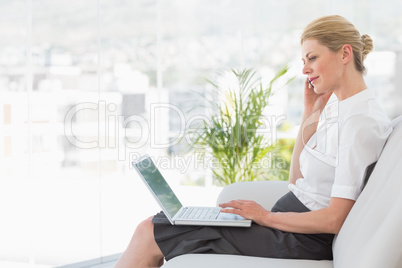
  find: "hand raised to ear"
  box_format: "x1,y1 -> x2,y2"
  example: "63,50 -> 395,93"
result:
303,78 -> 333,115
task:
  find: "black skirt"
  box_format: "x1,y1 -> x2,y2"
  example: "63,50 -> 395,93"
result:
153,191 -> 334,261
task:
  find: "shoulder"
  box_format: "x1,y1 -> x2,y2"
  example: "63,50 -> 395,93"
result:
339,99 -> 391,135
338,119 -> 391,157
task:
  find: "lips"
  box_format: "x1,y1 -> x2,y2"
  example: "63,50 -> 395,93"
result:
309,77 -> 319,84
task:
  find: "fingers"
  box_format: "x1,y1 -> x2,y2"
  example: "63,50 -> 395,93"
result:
219,201 -> 239,209
219,201 -> 247,217
235,199 -> 254,203
219,200 -> 242,215
220,208 -> 241,215
219,200 -> 255,208
304,77 -> 310,89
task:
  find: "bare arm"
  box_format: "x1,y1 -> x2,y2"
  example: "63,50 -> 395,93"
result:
264,197 -> 355,234
220,197 -> 355,234
288,79 -> 332,184
288,110 -> 320,184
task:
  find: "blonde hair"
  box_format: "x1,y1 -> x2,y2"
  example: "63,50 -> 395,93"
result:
301,15 -> 373,74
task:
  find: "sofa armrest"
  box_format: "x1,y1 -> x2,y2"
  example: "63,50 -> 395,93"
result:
216,181 -> 289,210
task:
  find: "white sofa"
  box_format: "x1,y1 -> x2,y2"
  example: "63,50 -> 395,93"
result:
162,115 -> 402,268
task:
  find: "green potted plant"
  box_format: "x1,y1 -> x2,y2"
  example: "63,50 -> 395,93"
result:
189,66 -> 294,186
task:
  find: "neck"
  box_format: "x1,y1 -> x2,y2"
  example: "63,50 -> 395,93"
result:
333,69 -> 367,101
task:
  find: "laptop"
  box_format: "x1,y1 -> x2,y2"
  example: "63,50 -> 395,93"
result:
132,155 -> 252,227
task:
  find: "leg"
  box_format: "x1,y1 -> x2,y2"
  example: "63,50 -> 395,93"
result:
114,216 -> 164,268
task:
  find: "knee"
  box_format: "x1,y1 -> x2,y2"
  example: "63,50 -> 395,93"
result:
134,216 -> 154,238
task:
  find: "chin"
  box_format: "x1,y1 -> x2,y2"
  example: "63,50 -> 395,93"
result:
313,85 -> 324,94
315,86 -> 332,95
313,87 -> 321,94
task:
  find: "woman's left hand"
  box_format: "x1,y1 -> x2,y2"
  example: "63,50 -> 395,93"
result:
219,200 -> 270,226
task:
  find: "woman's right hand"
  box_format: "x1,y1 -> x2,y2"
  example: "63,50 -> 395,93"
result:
303,78 -> 332,116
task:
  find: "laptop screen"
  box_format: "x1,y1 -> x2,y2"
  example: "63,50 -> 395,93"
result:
134,156 -> 183,218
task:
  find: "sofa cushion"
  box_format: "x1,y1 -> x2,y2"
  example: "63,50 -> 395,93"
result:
216,180 -> 289,210
333,116 -> 402,268
162,254 -> 332,268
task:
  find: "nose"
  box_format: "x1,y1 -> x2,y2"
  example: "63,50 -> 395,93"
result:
302,63 -> 311,75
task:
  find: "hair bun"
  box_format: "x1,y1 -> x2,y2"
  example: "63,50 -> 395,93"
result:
361,34 -> 373,61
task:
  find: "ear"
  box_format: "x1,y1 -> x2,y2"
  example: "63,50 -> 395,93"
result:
340,44 -> 353,64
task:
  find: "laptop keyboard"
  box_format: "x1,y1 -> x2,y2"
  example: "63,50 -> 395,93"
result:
180,207 -> 221,220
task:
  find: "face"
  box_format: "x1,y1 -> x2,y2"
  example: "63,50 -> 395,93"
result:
301,39 -> 343,94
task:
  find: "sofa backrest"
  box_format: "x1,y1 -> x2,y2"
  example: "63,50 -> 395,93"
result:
333,116 -> 402,268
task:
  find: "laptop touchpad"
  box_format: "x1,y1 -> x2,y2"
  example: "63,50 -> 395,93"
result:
218,213 -> 247,220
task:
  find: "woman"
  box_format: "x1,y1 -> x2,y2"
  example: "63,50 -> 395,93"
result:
115,15 -> 392,267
